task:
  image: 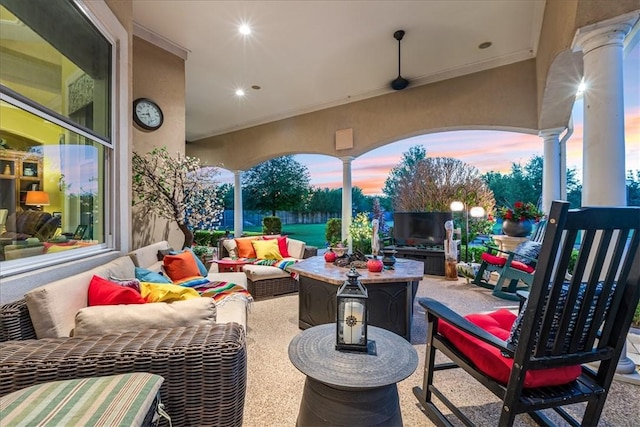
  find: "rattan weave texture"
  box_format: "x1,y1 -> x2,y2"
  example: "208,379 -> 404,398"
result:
248,276 -> 299,298
0,300 -> 247,427
0,299 -> 36,341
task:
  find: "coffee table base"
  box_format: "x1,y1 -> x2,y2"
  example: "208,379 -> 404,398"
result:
297,377 -> 402,427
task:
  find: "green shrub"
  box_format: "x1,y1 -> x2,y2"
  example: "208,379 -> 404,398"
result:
633,302 -> 640,328
262,216 -> 282,235
193,230 -> 230,247
325,218 -> 342,246
468,246 -> 487,264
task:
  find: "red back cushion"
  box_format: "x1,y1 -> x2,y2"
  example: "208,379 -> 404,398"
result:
263,235 -> 290,258
438,309 -> 581,388
163,251 -> 201,282
88,275 -> 146,306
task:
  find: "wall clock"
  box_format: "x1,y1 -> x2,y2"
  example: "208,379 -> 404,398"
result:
133,98 -> 163,131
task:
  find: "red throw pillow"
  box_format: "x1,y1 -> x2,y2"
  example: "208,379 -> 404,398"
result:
264,235 -> 290,258
163,251 -> 201,282
88,275 -> 146,306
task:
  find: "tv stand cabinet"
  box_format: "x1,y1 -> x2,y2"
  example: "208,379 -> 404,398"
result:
386,246 -> 448,276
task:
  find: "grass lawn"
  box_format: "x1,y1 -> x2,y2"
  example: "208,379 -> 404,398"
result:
243,223 -> 327,248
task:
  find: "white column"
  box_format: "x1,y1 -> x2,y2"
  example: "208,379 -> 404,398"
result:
341,157 -> 354,252
233,170 -> 243,237
573,13 -> 639,376
574,16 -> 636,206
539,128 -> 564,215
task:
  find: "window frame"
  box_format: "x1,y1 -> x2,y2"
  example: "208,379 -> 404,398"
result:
0,0 -> 130,278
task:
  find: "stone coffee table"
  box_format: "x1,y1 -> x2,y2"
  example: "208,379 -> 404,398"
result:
289,256 -> 424,341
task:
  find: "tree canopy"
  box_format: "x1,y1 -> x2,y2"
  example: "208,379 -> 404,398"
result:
383,145 -> 495,214
242,155 -> 312,216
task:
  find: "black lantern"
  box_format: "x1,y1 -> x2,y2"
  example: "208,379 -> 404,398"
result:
336,267 -> 369,352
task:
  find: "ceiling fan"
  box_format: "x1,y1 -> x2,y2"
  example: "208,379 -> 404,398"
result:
391,30 -> 409,91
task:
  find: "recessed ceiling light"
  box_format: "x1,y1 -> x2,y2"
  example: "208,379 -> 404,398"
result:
235,89 -> 245,97
239,24 -> 251,35
478,41 -> 492,49
251,85 -> 261,90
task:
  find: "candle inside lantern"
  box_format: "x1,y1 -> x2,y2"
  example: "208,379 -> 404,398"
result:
341,300 -> 364,344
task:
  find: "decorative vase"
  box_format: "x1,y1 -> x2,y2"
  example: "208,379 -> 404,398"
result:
502,219 -> 533,237
367,256 -> 384,272
380,249 -> 396,268
324,249 -> 337,263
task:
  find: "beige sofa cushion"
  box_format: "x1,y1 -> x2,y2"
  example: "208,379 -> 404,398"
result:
73,297 -> 216,337
286,238 -> 305,259
215,299 -> 247,331
25,256 -> 136,338
128,241 -> 171,268
243,264 -> 290,281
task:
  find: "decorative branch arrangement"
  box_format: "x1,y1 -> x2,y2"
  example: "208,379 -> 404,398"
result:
132,147 -> 224,248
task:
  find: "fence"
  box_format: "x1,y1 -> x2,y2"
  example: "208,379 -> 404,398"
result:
220,210 -> 341,229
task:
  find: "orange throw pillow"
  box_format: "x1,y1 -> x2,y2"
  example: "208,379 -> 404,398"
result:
163,251 -> 201,282
235,236 -> 260,258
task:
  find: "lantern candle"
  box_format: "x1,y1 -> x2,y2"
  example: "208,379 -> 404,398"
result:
341,301 -> 364,345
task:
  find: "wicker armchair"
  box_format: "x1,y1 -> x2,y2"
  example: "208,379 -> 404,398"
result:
0,298 -> 247,427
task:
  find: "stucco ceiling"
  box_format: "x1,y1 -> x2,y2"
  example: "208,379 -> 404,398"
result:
132,1 -> 546,142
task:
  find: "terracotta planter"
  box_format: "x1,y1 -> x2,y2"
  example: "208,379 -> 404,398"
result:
502,219 -> 533,237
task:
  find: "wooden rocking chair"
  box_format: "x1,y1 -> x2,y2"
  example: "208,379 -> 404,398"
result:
473,219 -> 547,300
414,201 -> 640,426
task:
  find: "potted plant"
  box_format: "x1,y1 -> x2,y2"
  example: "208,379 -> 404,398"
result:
498,201 -> 543,237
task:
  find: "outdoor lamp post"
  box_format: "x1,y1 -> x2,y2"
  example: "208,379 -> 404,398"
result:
450,201 -> 485,263
336,267 -> 369,352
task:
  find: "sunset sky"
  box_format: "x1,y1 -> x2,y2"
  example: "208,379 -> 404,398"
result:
219,42 -> 639,196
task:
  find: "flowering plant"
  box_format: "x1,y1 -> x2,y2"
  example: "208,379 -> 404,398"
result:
498,201 -> 542,222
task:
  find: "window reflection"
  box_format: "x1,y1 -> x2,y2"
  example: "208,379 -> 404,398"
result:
0,100 -> 104,261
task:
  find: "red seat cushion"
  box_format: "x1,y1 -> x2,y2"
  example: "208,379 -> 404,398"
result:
481,253 -> 507,266
438,309 -> 581,388
481,253 -> 534,273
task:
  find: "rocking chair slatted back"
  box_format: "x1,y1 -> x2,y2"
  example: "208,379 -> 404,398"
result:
521,203 -> 640,364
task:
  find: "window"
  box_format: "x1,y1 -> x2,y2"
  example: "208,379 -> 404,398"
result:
0,1 -> 114,268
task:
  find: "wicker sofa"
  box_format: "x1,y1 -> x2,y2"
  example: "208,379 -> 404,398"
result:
218,236 -> 317,298
0,243 -> 249,427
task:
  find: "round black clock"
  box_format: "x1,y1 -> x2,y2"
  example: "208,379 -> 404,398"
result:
133,98 -> 163,131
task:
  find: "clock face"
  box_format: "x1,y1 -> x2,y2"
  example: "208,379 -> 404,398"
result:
133,98 -> 163,130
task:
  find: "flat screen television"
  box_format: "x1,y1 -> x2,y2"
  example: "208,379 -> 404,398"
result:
393,212 -> 452,247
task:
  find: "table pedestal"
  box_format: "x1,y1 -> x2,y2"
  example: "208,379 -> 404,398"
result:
297,377 -> 401,427
289,324 -> 418,427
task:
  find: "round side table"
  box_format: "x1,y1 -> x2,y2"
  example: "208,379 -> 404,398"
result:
214,259 -> 249,272
288,324 -> 418,426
